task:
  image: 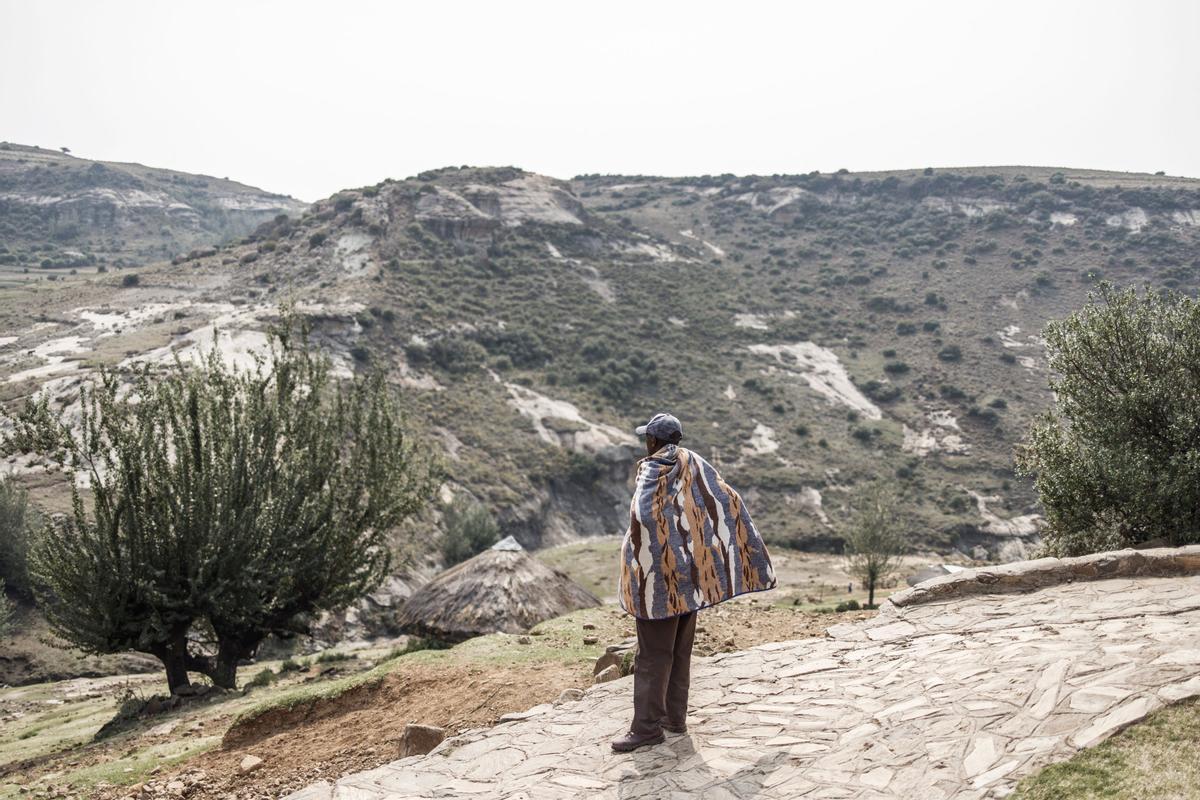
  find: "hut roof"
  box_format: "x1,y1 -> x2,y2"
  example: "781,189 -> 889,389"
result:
396,545 -> 601,642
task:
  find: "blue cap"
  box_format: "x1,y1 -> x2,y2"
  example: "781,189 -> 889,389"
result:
635,412 -> 683,440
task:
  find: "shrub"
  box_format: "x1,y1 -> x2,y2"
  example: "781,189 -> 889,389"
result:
1017,283 -> 1200,555
439,495 -> 499,566
428,337 -> 487,373
939,384 -> 966,400
0,476 -> 38,600
246,667 -> 277,688
883,361 -> 910,375
121,274 -> 139,287
862,380 -> 901,402
937,345 -> 963,362
309,232 -> 327,248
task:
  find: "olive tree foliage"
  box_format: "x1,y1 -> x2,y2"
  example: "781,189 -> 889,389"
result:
1016,283 -> 1200,557
439,494 -> 499,566
842,479 -> 905,608
4,316 -> 439,692
0,579 -> 12,638
0,474 -> 38,601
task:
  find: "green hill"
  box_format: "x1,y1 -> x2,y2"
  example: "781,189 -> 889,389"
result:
4,164 -> 1200,560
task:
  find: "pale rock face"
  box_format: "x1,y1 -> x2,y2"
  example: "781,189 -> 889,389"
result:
1106,207 -> 1149,232
921,196 -> 1012,217
1049,212 -> 1077,226
734,313 -> 770,330
743,422 -> 780,456
504,383 -> 636,456
678,228 -> 726,257
963,488 -> 1044,538
335,231 -> 375,278
748,342 -> 883,420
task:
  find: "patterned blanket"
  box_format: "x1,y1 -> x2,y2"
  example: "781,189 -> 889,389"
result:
619,444 -> 776,620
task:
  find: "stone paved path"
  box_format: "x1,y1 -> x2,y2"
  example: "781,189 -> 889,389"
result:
289,571 -> 1200,800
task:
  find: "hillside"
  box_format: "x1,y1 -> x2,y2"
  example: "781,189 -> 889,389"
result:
3,164 -> 1200,561
0,142 -> 307,280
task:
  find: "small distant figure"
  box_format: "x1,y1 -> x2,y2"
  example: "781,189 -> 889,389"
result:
848,583 -> 853,594
59,146 -> 70,154
611,412 -> 777,753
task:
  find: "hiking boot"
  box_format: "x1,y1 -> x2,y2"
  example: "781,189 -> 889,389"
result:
610,729 -> 665,752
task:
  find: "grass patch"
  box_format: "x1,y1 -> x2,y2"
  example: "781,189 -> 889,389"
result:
1011,698 -> 1200,800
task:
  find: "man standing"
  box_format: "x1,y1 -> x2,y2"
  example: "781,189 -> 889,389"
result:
611,412 -> 777,753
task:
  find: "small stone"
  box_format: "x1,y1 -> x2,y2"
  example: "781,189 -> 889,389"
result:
583,636 -> 599,645
582,623 -> 596,630
239,755 -> 264,774
398,723 -> 445,757
516,635 -> 531,644
594,665 -> 621,683
556,688 -> 585,704
166,780 -> 185,793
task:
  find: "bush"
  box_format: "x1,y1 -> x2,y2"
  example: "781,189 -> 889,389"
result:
309,232 -> 327,248
246,667 -> 277,688
0,476 -> 37,600
1017,283 -> 1200,555
883,361 -> 910,375
939,384 -> 966,400
937,345 -> 963,362
121,274 -> 139,287
439,495 -> 499,566
428,337 -> 487,373
862,380 -> 901,402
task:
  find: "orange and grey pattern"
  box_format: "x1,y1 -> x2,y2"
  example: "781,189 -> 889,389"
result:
618,445 -> 776,620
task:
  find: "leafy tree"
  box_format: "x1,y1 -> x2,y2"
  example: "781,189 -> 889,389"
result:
842,480 -> 905,607
5,315 -> 439,692
1016,283 -> 1200,556
0,579 -> 12,637
439,495 -> 499,566
0,475 -> 38,600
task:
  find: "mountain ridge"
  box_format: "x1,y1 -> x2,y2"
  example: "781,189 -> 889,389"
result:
0,141 -> 308,274
3,162 -> 1200,560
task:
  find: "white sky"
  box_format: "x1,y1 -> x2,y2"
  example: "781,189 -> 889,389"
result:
2,0 -> 1198,202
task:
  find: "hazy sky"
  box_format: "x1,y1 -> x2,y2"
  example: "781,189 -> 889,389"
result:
3,1 -> 1198,201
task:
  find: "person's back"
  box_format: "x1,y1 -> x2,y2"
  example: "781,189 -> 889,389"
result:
611,412 -> 777,753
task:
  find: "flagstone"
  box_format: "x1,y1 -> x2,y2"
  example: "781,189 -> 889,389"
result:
285,555 -> 1200,800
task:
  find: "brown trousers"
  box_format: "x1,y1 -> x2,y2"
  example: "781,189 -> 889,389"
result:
631,611 -> 697,736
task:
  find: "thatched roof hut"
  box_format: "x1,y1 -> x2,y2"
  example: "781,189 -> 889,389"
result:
396,537 -> 601,642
